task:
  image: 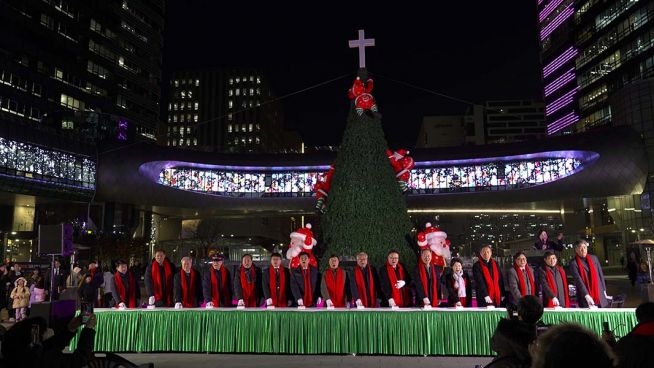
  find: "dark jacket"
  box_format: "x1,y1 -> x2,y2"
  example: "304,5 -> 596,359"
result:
378,263 -> 412,307
486,318 -> 534,368
472,258 -> 505,307
202,266 -> 233,306
144,258 -> 176,307
232,265 -> 263,305
413,263 -> 440,307
614,320 -> 654,368
349,265 -> 380,307
444,269 -> 473,307
173,269 -> 203,307
290,266 -> 320,307
262,266 -> 292,306
568,254 -> 608,307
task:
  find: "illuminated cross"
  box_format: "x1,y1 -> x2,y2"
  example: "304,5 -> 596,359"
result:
348,29 -> 375,69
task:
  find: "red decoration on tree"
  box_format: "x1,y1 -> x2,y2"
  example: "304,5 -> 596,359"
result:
313,165 -> 335,213
348,77 -> 378,115
387,149 -> 415,192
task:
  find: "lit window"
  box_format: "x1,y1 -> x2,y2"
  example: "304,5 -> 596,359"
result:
173,140 -> 177,146
174,80 -> 179,87
229,89 -> 233,96
256,76 -> 261,84
249,88 -> 254,95
256,88 -> 261,95
60,94 -> 84,111
249,76 -> 254,82
187,102 -> 191,109
186,138 -> 190,145
193,114 -> 198,122
195,79 -> 199,86
248,123 -> 253,132
235,77 -> 240,83
173,115 -> 178,122
228,100 -> 233,109
229,78 -> 233,85
256,123 -> 260,131
168,103 -> 171,110
179,139 -> 183,145
188,91 -> 193,98
54,68 -> 64,80
248,101 -> 253,107
118,56 -> 125,66
241,137 -> 246,144
173,126 -> 178,133
116,95 -> 127,108
248,137 -> 252,144
186,114 -> 191,121
235,88 -> 240,96
255,136 -> 260,144
194,102 -> 198,110
234,125 -> 239,132
242,124 -> 246,131
181,91 -> 186,99
173,103 -> 178,110
167,139 -> 170,146
194,138 -> 197,145
228,125 -> 232,132
181,79 -> 186,85
228,113 -> 232,121
180,128 -> 184,137
186,127 -> 191,134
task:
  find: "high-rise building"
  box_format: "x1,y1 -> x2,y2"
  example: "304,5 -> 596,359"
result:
0,0 -> 165,140
538,0 -> 654,135
166,68 -> 284,153
416,100 -> 544,148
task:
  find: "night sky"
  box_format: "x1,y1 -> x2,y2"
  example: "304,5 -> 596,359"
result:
163,1 -> 543,148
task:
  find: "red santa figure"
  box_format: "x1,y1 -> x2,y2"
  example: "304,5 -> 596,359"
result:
313,166 -> 334,213
286,223 -> 318,269
387,149 -> 415,192
348,77 -> 378,115
417,223 -> 451,273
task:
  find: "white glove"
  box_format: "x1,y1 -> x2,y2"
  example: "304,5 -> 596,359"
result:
326,299 -> 334,309
205,302 -> 214,309
297,298 -> 304,307
585,295 -> 595,306
551,297 -> 560,306
455,302 -> 463,309
237,299 -> 245,309
484,296 -> 493,305
388,298 -> 398,309
118,302 -> 126,310
266,298 -> 273,306
605,291 -> 612,300
423,297 -> 431,307
267,305 -> 275,309
355,299 -> 364,309
395,280 -> 406,289
317,297 -> 323,306
174,302 -> 183,309
148,296 -> 155,305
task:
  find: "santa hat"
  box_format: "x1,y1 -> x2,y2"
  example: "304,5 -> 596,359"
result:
392,149 -> 409,160
290,223 -> 317,249
14,277 -> 27,286
424,223 -> 447,241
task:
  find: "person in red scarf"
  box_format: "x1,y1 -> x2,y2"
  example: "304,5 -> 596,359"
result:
111,259 -> 140,309
537,252 -> 569,308
262,253 -> 291,308
290,252 -> 320,308
202,254 -> 232,308
613,302 -> 654,368
233,254 -> 262,308
144,249 -> 175,307
351,252 -> 378,308
414,249 -> 440,308
173,257 -> 202,308
445,258 -> 472,307
379,250 -> 411,308
472,244 -> 505,307
320,255 -> 356,308
507,252 -> 536,306
569,239 -> 608,308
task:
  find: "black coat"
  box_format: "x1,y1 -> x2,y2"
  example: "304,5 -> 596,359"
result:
378,263 -> 412,307
290,266 -> 320,307
349,266 -> 380,307
144,258 -> 176,306
472,259 -> 505,307
232,265 -> 263,305
202,266 -> 232,306
173,269 -> 203,307
413,263 -> 440,307
444,270 -> 473,307
262,266 -> 292,306
614,321 -> 654,368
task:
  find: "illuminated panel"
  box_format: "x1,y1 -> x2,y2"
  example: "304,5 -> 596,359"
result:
0,137 -> 96,189
540,4 -> 574,41
539,0 -> 565,22
543,47 -> 578,78
545,87 -> 578,116
155,153 -> 593,197
547,112 -> 579,134
544,68 -> 575,97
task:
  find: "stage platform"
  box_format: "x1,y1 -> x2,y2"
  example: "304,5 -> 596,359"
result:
70,307 -> 636,356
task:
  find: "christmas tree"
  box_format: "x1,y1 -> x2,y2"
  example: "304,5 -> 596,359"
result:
322,69 -> 415,268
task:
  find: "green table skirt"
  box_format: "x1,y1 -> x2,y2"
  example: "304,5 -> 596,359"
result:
70,308 -> 637,356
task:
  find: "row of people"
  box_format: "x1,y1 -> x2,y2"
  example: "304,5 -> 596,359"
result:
112,237 -> 607,309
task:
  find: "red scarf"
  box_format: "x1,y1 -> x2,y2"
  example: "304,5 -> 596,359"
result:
180,270 -> 197,308
268,267 -> 286,307
325,268 -> 346,307
354,266 -> 376,307
544,265 -> 570,308
632,320 -> 654,336
301,267 -> 313,306
90,268 -> 97,279
210,266 -> 230,307
114,272 -> 136,308
151,259 -> 173,306
479,259 -> 501,305
513,264 -> 535,297
385,262 -> 409,307
418,263 -> 439,307
239,266 -> 257,307
575,255 -> 600,304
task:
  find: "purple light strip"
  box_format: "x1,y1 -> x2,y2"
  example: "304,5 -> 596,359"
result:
540,5 -> 574,41
545,87 -> 577,116
544,68 -> 576,96
538,0 -> 544,5
547,112 -> 579,134
543,47 -> 578,78
539,0 -> 565,22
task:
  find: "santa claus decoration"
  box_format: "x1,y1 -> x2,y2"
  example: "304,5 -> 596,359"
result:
286,223 -> 318,269
387,149 -> 415,192
348,76 -> 378,115
313,165 -> 335,213
417,223 -> 451,272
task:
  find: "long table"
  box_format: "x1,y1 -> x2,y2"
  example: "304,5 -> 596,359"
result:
69,308 -> 636,356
